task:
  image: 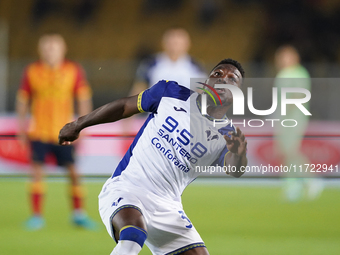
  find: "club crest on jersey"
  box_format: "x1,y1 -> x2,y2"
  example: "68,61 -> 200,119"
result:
205,129 -> 219,141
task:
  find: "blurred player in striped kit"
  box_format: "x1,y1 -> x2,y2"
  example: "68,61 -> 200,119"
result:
16,33 -> 97,230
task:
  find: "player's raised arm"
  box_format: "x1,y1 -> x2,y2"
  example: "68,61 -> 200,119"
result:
224,126 -> 248,178
58,95 -> 139,145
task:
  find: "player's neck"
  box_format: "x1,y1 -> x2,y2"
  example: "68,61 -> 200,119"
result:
207,104 -> 230,119
168,55 -> 179,61
166,52 -> 184,62
196,94 -> 229,120
42,59 -> 65,69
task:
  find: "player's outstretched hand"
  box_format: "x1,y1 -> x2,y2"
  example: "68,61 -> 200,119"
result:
58,122 -> 80,145
224,126 -> 247,156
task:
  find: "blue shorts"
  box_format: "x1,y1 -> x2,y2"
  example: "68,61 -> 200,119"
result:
30,141 -> 75,166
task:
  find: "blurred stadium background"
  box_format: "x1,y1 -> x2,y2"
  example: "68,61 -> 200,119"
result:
0,0 -> 340,254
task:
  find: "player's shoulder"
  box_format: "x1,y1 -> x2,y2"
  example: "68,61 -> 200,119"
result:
24,61 -> 46,78
276,65 -> 310,79
139,55 -> 158,69
26,61 -> 42,71
151,80 -> 193,101
135,55 -> 158,80
139,80 -> 192,113
62,60 -> 88,77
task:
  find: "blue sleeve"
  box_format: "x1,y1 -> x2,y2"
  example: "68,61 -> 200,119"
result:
137,80 -> 192,113
211,124 -> 236,166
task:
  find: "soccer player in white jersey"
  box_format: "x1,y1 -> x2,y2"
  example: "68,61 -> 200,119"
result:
59,59 -> 247,255
130,28 -> 206,95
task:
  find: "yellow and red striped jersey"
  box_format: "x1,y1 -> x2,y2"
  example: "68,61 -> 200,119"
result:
17,60 -> 92,143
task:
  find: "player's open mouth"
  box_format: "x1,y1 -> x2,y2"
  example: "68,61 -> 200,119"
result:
215,88 -> 225,94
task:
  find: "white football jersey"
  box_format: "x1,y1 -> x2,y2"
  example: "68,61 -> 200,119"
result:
136,53 -> 207,89
110,80 -> 235,201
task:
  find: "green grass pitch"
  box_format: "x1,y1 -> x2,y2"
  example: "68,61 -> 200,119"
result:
0,178 -> 339,255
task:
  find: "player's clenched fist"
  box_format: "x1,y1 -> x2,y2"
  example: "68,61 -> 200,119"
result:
58,122 -> 80,145
224,126 -> 247,156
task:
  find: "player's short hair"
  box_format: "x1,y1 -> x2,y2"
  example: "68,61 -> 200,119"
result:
211,58 -> 245,78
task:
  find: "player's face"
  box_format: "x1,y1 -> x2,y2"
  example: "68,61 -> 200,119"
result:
205,64 -> 242,106
38,35 -> 66,67
162,30 -> 190,57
